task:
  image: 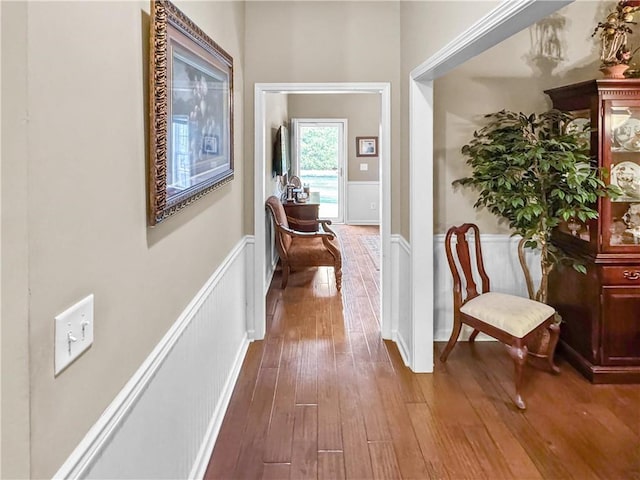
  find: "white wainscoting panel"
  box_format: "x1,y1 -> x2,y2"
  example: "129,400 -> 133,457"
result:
391,234 -> 412,366
434,233 -> 541,341
54,238 -> 251,480
346,181 -> 379,225
265,209 -> 278,290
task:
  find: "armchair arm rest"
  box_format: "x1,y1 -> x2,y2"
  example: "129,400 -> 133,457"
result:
317,219 -> 338,237
275,223 -> 335,240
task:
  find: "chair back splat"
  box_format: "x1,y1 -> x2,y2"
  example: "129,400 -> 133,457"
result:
441,223 -> 560,410
447,224 -> 487,303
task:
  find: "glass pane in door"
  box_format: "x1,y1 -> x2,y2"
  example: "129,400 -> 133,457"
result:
298,125 -> 340,219
609,104 -> 640,246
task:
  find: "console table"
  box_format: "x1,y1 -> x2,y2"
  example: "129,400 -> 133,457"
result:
282,201 -> 320,232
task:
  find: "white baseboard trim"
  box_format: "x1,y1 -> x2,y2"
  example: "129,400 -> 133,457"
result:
346,220 -> 380,225
53,237 -> 252,479
394,329 -> 412,367
391,234 -> 412,366
266,255 -> 278,293
395,234 -> 410,259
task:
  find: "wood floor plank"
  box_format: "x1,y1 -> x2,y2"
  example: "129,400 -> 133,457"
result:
261,463 -> 290,480
317,335 -> 342,450
289,405 -> 318,480
318,451 -> 345,480
444,425 -> 492,479
261,334 -> 283,369
267,297 -> 287,338
336,352 -> 374,480
204,341 -> 265,479
263,333 -> 299,463
349,330 -> 371,364
385,340 -> 425,403
439,367 -> 543,480
572,402 -> 640,479
374,362 -> 429,479
207,225 -> 640,480
368,442 -> 402,480
295,309 -> 318,405
459,344 -> 589,479
355,362 -> 391,442
231,367 -> 278,480
406,402 -> 452,480
331,298 -> 349,354
463,425 -> 516,479
353,295 -> 387,363
266,288 -> 280,317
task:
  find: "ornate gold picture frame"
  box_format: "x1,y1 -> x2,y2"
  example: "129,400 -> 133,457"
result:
149,0 -> 234,225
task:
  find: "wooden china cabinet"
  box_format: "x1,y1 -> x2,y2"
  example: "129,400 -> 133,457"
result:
545,79 -> 640,383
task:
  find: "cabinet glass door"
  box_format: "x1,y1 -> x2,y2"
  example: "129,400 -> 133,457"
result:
557,110 -> 595,245
604,102 -> 640,250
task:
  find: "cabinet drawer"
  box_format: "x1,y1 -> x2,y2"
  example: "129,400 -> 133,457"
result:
601,266 -> 640,285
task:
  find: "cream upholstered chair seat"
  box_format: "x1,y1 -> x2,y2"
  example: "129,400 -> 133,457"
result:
460,292 -> 556,338
440,223 -> 560,410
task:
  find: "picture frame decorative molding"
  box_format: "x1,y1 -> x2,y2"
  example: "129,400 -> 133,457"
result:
149,0 -> 234,225
356,136 -> 378,157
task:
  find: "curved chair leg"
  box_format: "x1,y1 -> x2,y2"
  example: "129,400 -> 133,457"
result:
440,317 -> 462,363
506,343 -> 528,410
335,266 -> 342,291
546,322 -> 561,374
527,323 -> 562,374
469,329 -> 480,342
281,264 -> 290,289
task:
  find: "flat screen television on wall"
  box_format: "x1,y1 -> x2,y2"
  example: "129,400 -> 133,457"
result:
272,125 -> 290,178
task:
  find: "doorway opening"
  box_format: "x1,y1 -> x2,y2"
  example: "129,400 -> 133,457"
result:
253,83 -> 391,342
292,119 -> 347,223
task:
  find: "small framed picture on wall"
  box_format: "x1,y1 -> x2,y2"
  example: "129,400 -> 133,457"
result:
356,136 -> 378,157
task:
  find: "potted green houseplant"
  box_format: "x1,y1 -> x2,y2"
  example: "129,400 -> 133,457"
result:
455,109 -> 620,305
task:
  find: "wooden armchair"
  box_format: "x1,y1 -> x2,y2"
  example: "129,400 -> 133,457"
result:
440,223 -> 560,410
265,196 -> 342,291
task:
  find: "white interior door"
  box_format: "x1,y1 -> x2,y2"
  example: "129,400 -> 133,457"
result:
292,118 -> 347,223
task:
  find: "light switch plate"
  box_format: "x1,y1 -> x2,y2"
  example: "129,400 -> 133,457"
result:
360,163 -> 369,171
54,294 -> 94,375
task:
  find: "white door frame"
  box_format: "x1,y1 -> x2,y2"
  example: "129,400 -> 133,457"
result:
253,83 -> 391,340
291,118 -> 348,223
251,0 -> 571,369
408,0 -> 572,372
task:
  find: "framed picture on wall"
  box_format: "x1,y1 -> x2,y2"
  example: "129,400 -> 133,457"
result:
356,136 -> 378,157
148,0 -> 234,225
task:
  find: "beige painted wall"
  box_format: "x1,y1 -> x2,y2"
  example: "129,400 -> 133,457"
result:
243,0 -> 401,233
288,94 -> 380,182
1,2 -> 31,477
399,1 -> 503,239
434,0 -> 615,234
1,1 -> 245,476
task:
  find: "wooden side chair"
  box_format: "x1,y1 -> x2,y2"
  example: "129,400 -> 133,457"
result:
265,196 -> 342,291
440,223 -> 560,410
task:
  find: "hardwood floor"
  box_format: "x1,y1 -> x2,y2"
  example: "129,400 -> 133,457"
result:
205,225 -> 640,480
